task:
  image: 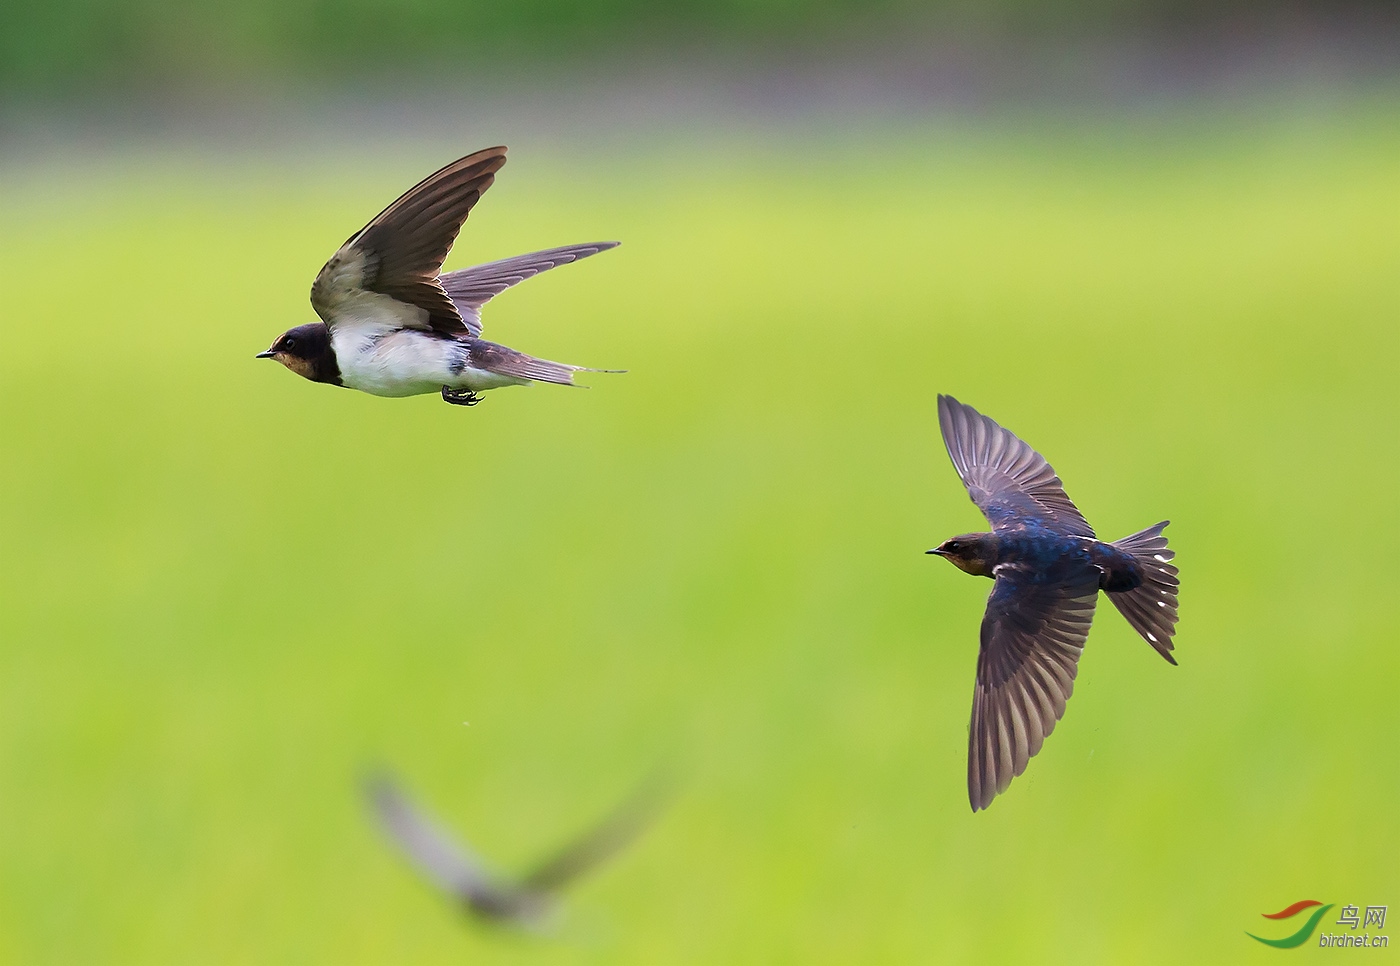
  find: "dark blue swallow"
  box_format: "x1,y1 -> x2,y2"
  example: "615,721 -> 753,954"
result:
928,395 -> 1180,812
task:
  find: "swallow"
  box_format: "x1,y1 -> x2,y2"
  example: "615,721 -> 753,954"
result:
258,146 -> 619,406
364,770 -> 666,928
927,395 -> 1180,812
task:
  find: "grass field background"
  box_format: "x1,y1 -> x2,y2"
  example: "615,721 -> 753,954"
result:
1,99 -> 1397,962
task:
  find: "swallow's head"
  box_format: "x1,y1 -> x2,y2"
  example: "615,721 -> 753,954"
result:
257,323 -> 334,382
927,533 -> 998,577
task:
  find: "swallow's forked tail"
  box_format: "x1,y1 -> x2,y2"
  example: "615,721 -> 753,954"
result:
1108,521 -> 1180,665
468,340 -> 623,387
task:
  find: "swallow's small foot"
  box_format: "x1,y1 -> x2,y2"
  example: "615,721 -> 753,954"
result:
441,387 -> 483,407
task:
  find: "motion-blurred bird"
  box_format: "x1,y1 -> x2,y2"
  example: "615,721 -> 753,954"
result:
258,146 -> 619,406
364,770 -> 665,928
927,395 -> 1180,812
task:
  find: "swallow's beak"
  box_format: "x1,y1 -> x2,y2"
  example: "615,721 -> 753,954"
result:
255,349 -> 277,359
926,546 -> 947,556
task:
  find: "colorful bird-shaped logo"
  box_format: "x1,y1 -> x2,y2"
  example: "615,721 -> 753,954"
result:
1247,900 -> 1334,948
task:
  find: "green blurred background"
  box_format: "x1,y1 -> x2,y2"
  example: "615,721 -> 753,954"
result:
1,1 -> 1398,962
2,0 -> 1397,97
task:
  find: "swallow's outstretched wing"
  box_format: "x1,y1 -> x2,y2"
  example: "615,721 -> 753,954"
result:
521,772 -> 669,894
440,242 -> 620,338
363,773 -> 512,914
969,571 -> 1098,811
938,394 -> 1095,538
311,147 -> 508,337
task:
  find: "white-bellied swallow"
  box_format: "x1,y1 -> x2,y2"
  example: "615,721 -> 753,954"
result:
258,146 -> 619,406
928,395 -> 1180,811
364,770 -> 666,928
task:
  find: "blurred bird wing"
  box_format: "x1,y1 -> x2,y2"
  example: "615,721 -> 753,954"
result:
310,147 -> 509,336
938,394 -> 1096,538
968,571 -> 1098,811
364,773 -> 504,909
519,773 -> 670,895
439,242 -> 620,337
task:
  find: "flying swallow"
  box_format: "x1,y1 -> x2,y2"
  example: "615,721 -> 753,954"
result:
364,770 -> 666,927
927,395 -> 1180,812
258,146 -> 619,406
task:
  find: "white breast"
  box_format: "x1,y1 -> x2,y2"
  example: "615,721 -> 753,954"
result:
332,309 -> 460,398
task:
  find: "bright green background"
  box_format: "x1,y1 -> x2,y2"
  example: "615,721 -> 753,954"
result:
1,101 -> 1397,962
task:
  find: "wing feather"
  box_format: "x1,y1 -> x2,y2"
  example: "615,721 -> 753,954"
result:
520,773 -> 668,894
440,242 -> 619,337
968,572 -> 1098,811
938,395 -> 1095,537
311,147 -> 508,335
363,773 -> 503,908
